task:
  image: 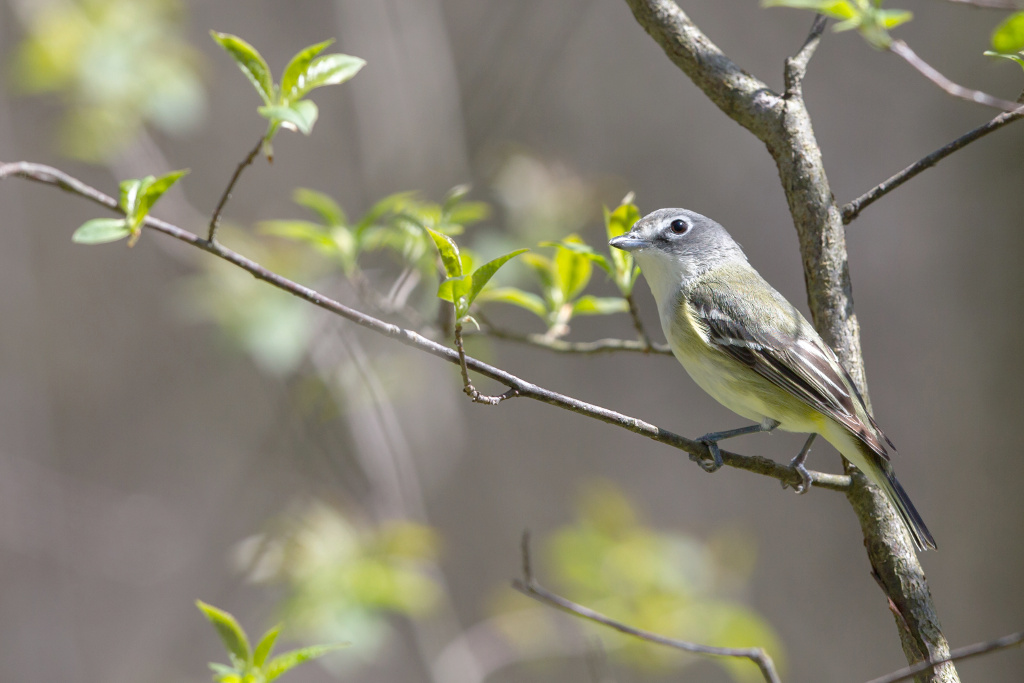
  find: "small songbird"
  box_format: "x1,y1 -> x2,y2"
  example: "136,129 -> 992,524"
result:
610,208 -> 936,551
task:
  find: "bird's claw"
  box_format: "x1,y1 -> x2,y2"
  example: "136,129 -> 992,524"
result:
781,460 -> 812,494
694,436 -> 724,473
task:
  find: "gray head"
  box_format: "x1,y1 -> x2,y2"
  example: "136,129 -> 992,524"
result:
609,208 -> 747,288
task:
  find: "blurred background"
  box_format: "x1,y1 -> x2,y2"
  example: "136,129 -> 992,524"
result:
1,0 -> 1022,682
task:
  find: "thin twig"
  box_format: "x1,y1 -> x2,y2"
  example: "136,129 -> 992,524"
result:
889,40 -> 1024,112
454,322 -> 519,405
472,322 -> 672,355
785,14 -> 828,99
208,136 -> 264,242
624,292 -> 653,350
842,105 -> 1024,223
866,630 -> 1024,683
0,160 -> 852,493
944,0 -> 1024,8
513,532 -> 781,683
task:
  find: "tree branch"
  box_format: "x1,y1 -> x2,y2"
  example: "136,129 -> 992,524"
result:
785,14 -> 828,100
842,106 -> 1024,223
889,40 -> 1024,112
622,2 -> 957,679
866,630 -> 1024,683
513,532 -> 781,683
0,160 -> 851,494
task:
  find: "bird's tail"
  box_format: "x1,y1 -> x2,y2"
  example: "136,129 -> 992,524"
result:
876,464 -> 937,552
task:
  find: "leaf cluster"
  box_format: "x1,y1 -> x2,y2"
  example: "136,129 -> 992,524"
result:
763,0 -> 912,48
197,601 -> 345,683
474,197 -> 641,338
72,169 -> 187,245
211,32 -> 365,157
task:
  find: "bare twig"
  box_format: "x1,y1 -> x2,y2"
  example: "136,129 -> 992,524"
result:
889,40 -> 1024,112
0,160 -> 851,493
866,630 -> 1024,683
785,14 -> 828,99
472,320 -> 672,355
454,322 -> 519,405
623,292 -> 654,350
513,532 -> 781,683
944,0 -> 1024,8
208,136 -> 264,242
842,106 -> 1024,223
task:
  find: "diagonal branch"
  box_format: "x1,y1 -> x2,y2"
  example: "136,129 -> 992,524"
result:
513,532 -> 781,683
0,160 -> 851,494
866,630 -> 1024,683
944,0 -> 1024,8
889,40 -> 1024,112
842,106 -> 1024,223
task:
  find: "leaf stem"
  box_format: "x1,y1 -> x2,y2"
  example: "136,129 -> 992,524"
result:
208,135 -> 265,242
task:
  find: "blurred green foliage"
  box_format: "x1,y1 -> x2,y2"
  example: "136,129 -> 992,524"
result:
197,600 -> 346,683
233,502 -> 441,663
992,12 -> 1024,56
532,480 -> 783,682
10,0 -> 204,161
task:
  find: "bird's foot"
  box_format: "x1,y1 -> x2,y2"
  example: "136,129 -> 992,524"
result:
781,459 -> 812,494
693,435 -> 725,473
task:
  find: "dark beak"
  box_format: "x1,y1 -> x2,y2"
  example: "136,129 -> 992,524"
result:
609,234 -> 650,252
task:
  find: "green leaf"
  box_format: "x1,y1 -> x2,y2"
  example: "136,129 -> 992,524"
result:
437,275 -> 471,316
468,249 -> 529,307
72,218 -> 130,244
554,235 -> 592,302
265,644 -> 347,682
253,624 -> 281,667
425,226 -> 462,278
572,295 -> 630,316
258,100 -> 318,135
291,53 -> 365,100
354,191 -> 417,236
877,9 -> 912,30
985,50 -> 1024,72
521,253 -> 559,306
210,32 -> 275,105
280,39 -> 333,103
992,12 -> 1024,55
761,0 -> 856,21
540,239 -> 612,276
292,188 -> 346,226
604,200 -> 642,295
208,663 -> 242,683
196,600 -> 251,666
138,169 -> 188,221
258,220 -> 336,251
476,287 -> 548,319
119,177 -> 147,219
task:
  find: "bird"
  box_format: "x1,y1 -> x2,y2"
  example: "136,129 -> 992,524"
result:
609,207 -> 936,551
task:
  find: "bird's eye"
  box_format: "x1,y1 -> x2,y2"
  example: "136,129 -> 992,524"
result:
670,219 -> 689,234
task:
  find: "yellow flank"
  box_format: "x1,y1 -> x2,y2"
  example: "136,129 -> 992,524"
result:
662,294 -> 826,436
